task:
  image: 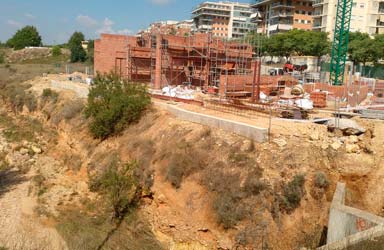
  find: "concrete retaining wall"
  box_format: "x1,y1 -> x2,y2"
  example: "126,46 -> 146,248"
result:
318,225 -> 384,250
160,103 -> 268,143
51,80 -> 89,98
318,183 -> 384,250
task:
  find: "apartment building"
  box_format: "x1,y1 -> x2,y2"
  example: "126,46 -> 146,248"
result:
251,0 -> 314,36
192,1 -> 256,39
139,20 -> 193,36
313,0 -> 384,37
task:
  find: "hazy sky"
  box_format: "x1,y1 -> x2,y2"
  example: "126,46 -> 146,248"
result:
0,0 -> 225,44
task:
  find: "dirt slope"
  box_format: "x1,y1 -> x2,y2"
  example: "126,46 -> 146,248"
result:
0,74 -> 383,250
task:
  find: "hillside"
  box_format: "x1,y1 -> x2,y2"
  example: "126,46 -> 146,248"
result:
0,69 -> 383,249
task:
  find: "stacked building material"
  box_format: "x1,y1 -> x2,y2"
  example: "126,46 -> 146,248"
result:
311,92 -> 327,108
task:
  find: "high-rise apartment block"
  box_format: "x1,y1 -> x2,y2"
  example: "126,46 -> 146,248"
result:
251,0 -> 314,36
313,0 -> 384,37
192,1 -> 256,39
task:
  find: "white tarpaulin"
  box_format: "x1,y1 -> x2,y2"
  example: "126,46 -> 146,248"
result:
295,99 -> 314,110
162,86 -> 195,100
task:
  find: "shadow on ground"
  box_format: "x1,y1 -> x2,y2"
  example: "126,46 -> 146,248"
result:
0,169 -> 27,198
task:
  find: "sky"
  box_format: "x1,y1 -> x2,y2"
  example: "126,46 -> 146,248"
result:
0,0 -> 228,45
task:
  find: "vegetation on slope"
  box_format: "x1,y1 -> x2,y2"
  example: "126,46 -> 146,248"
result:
84,72 -> 151,139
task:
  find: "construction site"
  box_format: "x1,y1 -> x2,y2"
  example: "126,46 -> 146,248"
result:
94,30 -> 384,121
2,1 -> 384,250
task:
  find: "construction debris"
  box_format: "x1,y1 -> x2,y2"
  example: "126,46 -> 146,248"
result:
161,86 -> 195,100
327,118 -> 366,136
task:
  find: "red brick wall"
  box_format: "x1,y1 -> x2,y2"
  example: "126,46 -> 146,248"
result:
303,82 -> 369,107
94,34 -> 136,75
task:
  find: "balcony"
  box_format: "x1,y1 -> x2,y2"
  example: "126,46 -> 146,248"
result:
312,11 -> 324,17
251,0 -> 272,7
270,11 -> 294,18
197,24 -> 212,30
268,23 -> 292,32
271,1 -> 294,9
192,11 -> 230,19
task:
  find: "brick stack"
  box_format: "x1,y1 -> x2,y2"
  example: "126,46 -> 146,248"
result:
310,92 -> 327,108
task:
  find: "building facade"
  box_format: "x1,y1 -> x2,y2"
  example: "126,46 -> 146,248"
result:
139,20 -> 194,36
251,0 -> 314,36
192,1 -> 256,39
313,0 -> 384,37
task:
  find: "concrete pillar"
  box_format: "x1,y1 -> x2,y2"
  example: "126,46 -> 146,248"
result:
155,34 -> 162,89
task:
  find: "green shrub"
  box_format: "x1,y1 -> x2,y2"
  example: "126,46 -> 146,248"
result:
25,92 -> 37,112
314,171 -> 329,189
201,165 -> 252,229
165,140 -> 206,189
0,83 -> 35,113
52,46 -> 61,57
51,99 -> 83,125
166,152 -> 196,188
62,99 -> 84,120
41,88 -> 58,104
0,52 -> 5,64
92,160 -> 141,219
214,193 -> 248,229
281,174 -> 306,212
84,73 -> 151,139
244,172 -> 267,196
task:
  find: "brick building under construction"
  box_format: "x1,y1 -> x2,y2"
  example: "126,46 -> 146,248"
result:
94,33 -> 266,98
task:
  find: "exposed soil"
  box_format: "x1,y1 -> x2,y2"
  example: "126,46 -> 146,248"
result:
0,73 -> 383,249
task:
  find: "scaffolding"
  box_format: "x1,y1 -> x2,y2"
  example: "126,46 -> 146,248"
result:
120,31 -> 255,98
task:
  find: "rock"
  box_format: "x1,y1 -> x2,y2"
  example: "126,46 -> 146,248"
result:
347,135 -> 359,144
157,194 -> 166,204
321,143 -> 329,150
198,228 -> 209,232
168,224 -> 176,228
19,148 -> 29,155
22,140 -> 29,147
327,118 -> 366,136
5,152 -> 30,168
273,138 -> 287,148
346,143 -> 360,153
331,141 -> 342,150
310,132 -> 320,141
31,145 -> 42,154
240,140 -> 254,152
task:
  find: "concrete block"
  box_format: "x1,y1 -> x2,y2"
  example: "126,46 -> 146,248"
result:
161,103 -> 268,143
321,182 -> 384,249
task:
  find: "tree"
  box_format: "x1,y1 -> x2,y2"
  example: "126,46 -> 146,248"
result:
70,44 -> 86,63
68,31 -> 85,50
374,34 -> 384,60
264,34 -> 286,59
6,26 -> 42,50
51,45 -> 62,57
301,31 -> 330,71
87,40 -> 94,64
246,31 -> 268,56
68,32 -> 86,63
84,72 -> 151,139
348,31 -> 370,43
349,38 -> 379,69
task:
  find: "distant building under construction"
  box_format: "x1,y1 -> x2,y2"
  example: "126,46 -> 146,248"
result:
94,33 -> 258,97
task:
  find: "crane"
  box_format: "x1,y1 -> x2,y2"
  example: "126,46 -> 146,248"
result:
329,0 -> 353,86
